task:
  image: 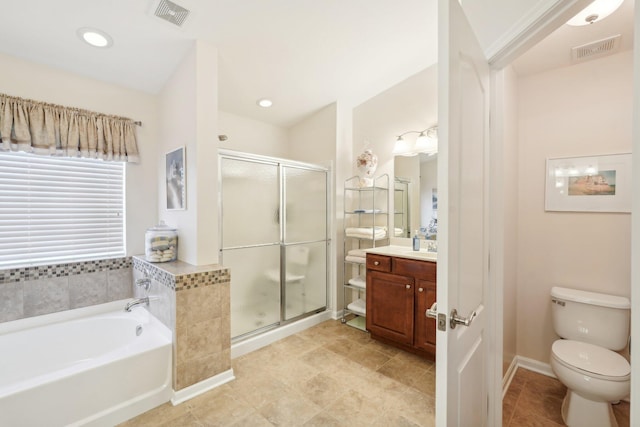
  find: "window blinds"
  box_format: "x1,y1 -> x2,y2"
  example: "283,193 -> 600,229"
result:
0,152 -> 125,269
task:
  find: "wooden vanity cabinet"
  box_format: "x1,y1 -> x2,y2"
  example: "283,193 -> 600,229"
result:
366,253 -> 436,359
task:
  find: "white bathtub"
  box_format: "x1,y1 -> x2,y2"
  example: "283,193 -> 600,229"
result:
0,300 -> 172,427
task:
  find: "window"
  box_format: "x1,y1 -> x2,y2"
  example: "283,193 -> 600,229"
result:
0,152 -> 125,268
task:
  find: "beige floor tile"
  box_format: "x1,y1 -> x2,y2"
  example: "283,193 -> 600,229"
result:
190,393 -> 255,426
258,393 -> 322,426
302,411 -> 342,426
125,324 -> 632,427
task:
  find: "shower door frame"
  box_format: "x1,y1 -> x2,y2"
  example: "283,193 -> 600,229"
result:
218,150 -> 331,342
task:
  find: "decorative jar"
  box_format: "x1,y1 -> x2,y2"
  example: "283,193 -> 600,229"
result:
356,149 -> 378,187
145,221 -> 178,263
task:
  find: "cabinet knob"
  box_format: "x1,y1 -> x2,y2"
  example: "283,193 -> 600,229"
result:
418,287 -> 424,292
406,284 -> 411,289
374,261 -> 380,266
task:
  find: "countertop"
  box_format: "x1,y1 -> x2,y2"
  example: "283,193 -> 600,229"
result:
364,245 -> 437,262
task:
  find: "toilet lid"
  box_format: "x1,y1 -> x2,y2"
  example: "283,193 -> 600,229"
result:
552,340 -> 630,378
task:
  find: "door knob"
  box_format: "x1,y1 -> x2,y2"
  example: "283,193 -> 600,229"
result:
450,308 -> 477,329
425,302 -> 438,319
418,287 -> 424,292
405,284 -> 411,289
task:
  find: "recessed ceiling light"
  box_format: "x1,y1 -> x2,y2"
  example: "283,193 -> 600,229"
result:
77,27 -> 113,48
257,98 -> 273,108
566,0 -> 624,26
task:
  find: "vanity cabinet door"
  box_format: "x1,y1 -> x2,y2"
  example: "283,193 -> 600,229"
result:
366,271 -> 414,345
414,279 -> 437,352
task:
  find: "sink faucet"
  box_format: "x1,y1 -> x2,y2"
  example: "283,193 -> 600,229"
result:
124,297 -> 149,312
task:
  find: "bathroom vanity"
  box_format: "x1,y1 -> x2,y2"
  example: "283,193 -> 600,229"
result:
365,246 -> 437,360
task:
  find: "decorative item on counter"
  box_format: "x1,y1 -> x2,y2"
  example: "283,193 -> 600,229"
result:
413,230 -> 420,251
145,221 -> 178,263
356,149 -> 378,187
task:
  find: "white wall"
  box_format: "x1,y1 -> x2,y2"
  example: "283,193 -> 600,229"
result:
218,110 -> 290,158
516,50 -> 632,362
159,41 -> 219,266
352,64 -> 439,241
0,52 -> 159,257
498,65 -> 519,373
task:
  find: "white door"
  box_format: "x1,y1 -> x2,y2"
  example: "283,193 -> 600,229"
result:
434,0 -> 491,426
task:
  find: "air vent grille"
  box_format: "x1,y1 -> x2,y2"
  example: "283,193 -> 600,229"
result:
571,35 -> 621,63
154,0 -> 190,27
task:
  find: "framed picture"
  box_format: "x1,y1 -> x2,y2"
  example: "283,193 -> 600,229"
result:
545,153 -> 631,213
166,146 -> 186,210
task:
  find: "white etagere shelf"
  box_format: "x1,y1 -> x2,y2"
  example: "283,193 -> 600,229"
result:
341,174 -> 389,331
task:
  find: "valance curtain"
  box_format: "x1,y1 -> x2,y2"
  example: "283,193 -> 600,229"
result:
0,93 -> 139,163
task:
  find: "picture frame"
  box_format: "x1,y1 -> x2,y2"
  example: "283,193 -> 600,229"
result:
166,146 -> 186,210
545,153 -> 631,213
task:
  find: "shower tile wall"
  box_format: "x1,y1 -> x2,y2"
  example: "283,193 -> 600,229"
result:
0,257 -> 133,323
133,257 -> 231,391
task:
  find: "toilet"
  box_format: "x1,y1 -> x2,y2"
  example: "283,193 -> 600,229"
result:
550,286 -> 631,427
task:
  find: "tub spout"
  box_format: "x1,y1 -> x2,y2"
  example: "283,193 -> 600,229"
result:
124,297 -> 149,312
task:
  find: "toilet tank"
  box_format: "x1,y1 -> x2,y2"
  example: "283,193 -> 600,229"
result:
551,286 -> 630,351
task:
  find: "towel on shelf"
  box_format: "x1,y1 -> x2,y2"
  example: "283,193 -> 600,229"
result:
345,255 -> 366,264
348,275 -> 366,289
394,228 -> 405,237
345,227 -> 387,240
347,298 -> 366,315
347,249 -> 367,258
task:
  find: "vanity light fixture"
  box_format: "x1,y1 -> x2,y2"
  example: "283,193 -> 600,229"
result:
392,126 -> 438,157
566,0 -> 624,26
77,27 -> 113,48
257,98 -> 273,108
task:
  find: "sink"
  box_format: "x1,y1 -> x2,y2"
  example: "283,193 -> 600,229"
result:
364,245 -> 437,262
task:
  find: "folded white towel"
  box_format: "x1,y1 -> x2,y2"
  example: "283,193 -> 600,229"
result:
394,228 -> 404,237
348,275 -> 366,289
347,298 -> 366,315
345,227 -> 387,240
345,255 -> 366,264
347,249 -> 367,258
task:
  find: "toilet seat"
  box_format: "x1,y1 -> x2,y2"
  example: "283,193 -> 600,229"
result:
552,340 -> 630,381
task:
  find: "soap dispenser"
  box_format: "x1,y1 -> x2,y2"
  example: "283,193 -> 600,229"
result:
413,230 -> 420,251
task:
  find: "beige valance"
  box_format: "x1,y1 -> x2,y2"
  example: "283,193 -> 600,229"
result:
0,93 -> 140,162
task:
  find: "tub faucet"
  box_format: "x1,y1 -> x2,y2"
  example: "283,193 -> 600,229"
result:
124,297 -> 149,312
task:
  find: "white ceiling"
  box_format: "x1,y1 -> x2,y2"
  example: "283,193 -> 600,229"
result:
0,0 -> 632,128
512,0 -> 634,76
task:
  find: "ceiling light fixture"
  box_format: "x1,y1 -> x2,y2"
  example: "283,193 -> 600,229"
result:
566,0 -> 624,26
257,98 -> 273,108
392,126 -> 438,157
77,27 -> 113,48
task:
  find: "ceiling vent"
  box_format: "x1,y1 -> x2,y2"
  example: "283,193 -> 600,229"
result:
571,35 -> 621,63
153,0 -> 190,27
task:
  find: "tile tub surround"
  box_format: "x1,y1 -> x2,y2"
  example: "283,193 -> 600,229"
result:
133,256 -> 231,392
0,257 -> 133,323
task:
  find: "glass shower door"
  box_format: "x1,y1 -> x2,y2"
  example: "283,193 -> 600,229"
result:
220,157 -> 281,338
282,165 -> 328,321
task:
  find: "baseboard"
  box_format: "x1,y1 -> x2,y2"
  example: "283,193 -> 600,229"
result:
516,355 -> 556,378
502,357 -> 519,399
230,310 -> 333,358
502,355 -> 556,398
171,369 -> 235,405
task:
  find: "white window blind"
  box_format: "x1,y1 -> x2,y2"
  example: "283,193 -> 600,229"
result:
0,152 -> 125,269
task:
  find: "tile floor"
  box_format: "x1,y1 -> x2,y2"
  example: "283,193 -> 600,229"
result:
121,319 -> 630,426
503,366 -> 630,427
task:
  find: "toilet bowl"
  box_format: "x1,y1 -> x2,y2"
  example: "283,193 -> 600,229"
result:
549,287 -> 631,427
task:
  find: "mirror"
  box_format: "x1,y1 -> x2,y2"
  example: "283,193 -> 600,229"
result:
394,153 -> 437,241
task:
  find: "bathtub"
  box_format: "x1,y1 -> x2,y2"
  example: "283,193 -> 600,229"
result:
0,300 -> 172,427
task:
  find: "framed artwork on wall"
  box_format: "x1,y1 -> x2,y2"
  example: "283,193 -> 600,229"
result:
166,146 -> 186,210
545,153 -> 631,213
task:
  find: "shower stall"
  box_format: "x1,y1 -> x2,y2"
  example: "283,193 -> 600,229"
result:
219,150 -> 329,341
